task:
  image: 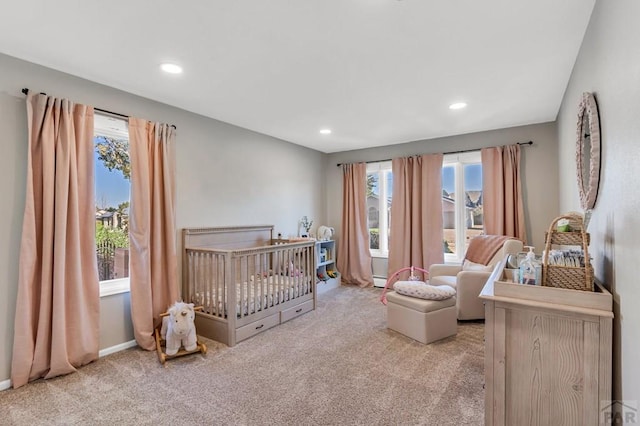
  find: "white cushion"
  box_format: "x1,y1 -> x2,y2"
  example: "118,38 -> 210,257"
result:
393,281 -> 456,300
430,275 -> 457,289
462,259 -> 494,272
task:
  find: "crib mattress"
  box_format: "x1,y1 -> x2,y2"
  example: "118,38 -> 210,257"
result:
193,275 -> 311,317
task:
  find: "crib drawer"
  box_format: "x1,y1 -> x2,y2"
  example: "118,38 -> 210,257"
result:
281,300 -> 314,323
236,313 -> 280,342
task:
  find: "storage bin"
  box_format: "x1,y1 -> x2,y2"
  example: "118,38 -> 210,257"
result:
542,213 -> 594,291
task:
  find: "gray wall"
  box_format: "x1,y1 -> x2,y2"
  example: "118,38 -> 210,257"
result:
0,53 -> 326,385
325,122 -> 560,276
557,0 -> 640,401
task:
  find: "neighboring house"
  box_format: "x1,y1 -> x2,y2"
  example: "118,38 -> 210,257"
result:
442,196 -> 456,229
96,208 -> 129,230
448,191 -> 483,229
95,210 -> 116,228
367,193 -> 389,228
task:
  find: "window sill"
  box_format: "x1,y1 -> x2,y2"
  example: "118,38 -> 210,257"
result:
444,253 -> 464,264
100,277 -> 130,297
370,250 -> 388,259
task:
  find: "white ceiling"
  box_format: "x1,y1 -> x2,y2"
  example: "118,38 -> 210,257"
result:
0,0 -> 595,153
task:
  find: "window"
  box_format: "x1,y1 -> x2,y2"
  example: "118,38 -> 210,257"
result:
366,154 -> 481,261
442,151 -> 483,262
94,114 -> 130,296
367,161 -> 392,257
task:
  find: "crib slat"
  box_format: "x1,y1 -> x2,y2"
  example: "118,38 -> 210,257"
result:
277,249 -> 283,304
256,253 -> 260,311
211,252 -> 217,316
260,252 -> 266,310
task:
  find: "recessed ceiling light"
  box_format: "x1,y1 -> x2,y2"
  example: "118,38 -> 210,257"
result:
160,63 -> 183,74
449,102 -> 467,110
319,129 -> 332,135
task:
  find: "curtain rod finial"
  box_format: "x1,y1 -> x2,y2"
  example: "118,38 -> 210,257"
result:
21,88 -> 29,95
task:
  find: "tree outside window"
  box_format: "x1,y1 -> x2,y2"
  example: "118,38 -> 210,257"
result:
94,116 -> 130,283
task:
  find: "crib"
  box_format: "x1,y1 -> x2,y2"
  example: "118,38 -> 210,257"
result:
182,225 -> 316,347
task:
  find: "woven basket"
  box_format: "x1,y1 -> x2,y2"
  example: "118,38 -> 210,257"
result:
542,213 -> 594,291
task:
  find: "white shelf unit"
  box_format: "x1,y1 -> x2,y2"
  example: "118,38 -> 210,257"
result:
315,240 -> 340,294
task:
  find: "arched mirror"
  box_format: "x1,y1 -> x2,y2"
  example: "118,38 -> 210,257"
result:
576,92 -> 601,210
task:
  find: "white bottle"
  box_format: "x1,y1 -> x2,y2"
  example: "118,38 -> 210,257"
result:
519,246 -> 539,285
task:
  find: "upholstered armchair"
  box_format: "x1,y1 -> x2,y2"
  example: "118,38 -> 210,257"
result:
429,236 -> 523,320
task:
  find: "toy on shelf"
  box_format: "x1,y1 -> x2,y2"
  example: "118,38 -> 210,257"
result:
154,302 -> 207,365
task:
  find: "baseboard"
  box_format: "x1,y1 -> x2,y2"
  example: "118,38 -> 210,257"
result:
0,379 -> 11,391
99,340 -> 138,358
373,277 -> 387,288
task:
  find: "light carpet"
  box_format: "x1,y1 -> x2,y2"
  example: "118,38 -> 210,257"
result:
0,286 -> 485,425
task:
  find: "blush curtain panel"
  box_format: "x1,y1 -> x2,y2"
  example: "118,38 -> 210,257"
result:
128,118 -> 179,350
337,163 -> 373,288
481,144 -> 527,242
12,93 -> 100,389
388,154 -> 444,280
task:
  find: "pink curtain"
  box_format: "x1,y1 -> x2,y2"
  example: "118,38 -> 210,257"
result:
481,144 -> 527,242
388,154 -> 444,280
12,93 -> 100,388
337,163 -> 373,287
128,118 -> 179,350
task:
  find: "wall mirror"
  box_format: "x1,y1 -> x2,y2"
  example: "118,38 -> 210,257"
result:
576,92 -> 601,211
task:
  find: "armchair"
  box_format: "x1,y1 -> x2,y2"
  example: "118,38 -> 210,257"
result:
429,236 -> 523,320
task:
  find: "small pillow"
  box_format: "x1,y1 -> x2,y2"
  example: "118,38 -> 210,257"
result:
393,281 -> 456,300
462,259 -> 494,272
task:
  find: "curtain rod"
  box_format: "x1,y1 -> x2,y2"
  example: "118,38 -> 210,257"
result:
21,88 -> 177,130
335,140 -> 533,167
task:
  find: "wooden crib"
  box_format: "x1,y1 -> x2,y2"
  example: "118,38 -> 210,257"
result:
182,225 -> 316,346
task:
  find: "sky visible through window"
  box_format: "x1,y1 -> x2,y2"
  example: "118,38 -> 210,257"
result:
442,164 -> 482,194
370,164 -> 482,196
94,147 -> 129,208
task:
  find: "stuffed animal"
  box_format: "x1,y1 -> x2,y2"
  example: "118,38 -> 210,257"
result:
317,225 -> 335,241
161,301 -> 198,356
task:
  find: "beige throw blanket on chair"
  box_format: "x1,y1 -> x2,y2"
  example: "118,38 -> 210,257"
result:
464,235 -> 513,266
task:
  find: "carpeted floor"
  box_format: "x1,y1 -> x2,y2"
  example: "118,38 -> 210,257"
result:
0,286 -> 485,425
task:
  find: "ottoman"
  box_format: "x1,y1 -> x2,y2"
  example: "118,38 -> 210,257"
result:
385,291 -> 457,344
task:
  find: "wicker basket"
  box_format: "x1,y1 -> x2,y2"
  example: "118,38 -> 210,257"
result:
542,213 -> 594,291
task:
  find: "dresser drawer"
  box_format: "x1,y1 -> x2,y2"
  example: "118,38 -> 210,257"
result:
236,313 -> 279,342
281,300 -> 314,323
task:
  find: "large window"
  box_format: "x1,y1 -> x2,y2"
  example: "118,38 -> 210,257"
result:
94,114 -> 130,296
367,161 -> 392,257
442,151 -> 483,262
366,153 -> 481,261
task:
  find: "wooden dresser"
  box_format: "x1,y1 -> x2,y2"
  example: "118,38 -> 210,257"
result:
479,259 -> 613,426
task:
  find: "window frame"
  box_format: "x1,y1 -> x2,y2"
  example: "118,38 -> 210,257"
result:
94,113 -> 131,298
367,161 -> 392,258
442,150 -> 483,263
